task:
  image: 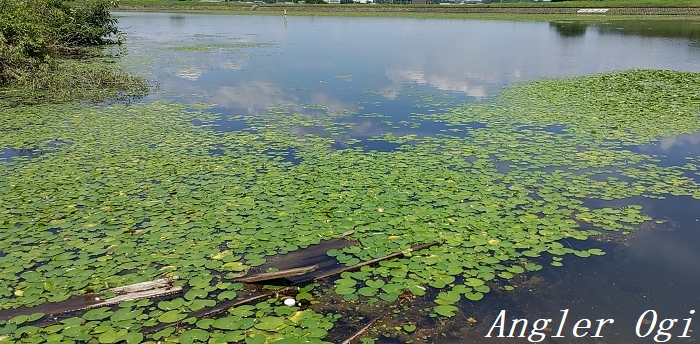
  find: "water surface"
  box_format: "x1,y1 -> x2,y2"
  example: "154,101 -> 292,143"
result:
113,13 -> 700,343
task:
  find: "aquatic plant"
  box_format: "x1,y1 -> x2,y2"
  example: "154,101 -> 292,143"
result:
0,69 -> 699,342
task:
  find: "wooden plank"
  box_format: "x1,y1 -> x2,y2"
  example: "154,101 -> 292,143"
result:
0,278 -> 182,322
90,286 -> 182,308
109,277 -> 178,294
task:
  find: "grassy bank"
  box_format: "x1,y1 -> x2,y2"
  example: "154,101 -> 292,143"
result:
115,8 -> 700,21
114,0 -> 700,18
473,0 -> 700,7
119,0 -> 700,7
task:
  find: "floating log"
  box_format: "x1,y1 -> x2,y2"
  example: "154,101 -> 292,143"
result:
0,278 -> 182,322
4,240 -> 440,336
93,285 -> 182,308
235,265 -> 319,283
73,277 -> 182,310
143,286 -> 295,335
109,277 -> 178,295
341,309 -> 390,344
144,241 -> 440,334
297,241 -> 440,283
245,237 -> 356,285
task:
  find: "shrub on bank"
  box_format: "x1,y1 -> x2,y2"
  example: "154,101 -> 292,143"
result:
0,0 -> 146,105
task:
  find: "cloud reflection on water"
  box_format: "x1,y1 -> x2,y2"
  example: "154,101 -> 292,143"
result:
657,132 -> 700,151
386,68 -> 489,99
118,13 -> 700,114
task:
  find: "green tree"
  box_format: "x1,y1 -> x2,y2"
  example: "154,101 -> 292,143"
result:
0,0 -> 145,107
0,0 -> 121,85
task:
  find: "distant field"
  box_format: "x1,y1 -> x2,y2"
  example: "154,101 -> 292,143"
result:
117,0 -> 700,7
113,0 -> 700,19
485,0 -> 700,7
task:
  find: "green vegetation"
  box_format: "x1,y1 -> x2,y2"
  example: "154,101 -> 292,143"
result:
112,0 -> 700,20
1,69 -> 700,341
168,41 -> 276,52
0,0 -> 147,107
481,0 -> 700,7
117,0 -> 700,7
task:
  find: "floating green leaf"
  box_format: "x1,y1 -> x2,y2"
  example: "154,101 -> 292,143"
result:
434,305 -> 458,317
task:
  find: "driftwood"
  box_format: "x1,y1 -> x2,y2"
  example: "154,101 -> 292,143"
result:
312,241 -> 439,281
143,286 -> 295,335
0,278 -> 182,322
341,309 -> 391,344
110,278 -> 177,294
143,241 -> 441,334
235,265 -> 319,283
2,239 -> 440,337
94,278 -> 182,307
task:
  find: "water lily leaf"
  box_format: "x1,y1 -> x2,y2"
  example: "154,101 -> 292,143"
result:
366,280 -> 385,289
221,262 -> 248,272
358,287 -> 377,297
26,313 -> 44,322
335,286 -> 356,295
525,263 -> 542,271
588,248 -> 605,255
379,292 -> 399,302
110,308 -> 142,322
115,332 -> 144,344
574,250 -> 591,258
158,310 -> 187,323
8,315 -> 29,325
271,339 -> 306,344
434,305 -> 458,317
474,284 -> 490,293
212,317 -> 241,330
185,289 -> 208,301
179,329 -> 209,344
254,316 -> 286,331
188,299 -> 216,311
151,327 -> 175,340
218,290 -> 237,301
246,334 -> 266,344
464,278 -> 484,287
83,307 -> 112,321
0,323 -> 17,335
98,329 -> 128,344
465,292 -> 484,301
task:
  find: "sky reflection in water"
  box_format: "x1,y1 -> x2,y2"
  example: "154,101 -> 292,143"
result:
114,13 -> 700,343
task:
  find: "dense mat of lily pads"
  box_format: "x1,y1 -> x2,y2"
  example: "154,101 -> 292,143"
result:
1,69 -> 699,342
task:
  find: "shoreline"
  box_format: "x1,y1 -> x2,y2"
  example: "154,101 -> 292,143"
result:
114,4 -> 700,19
116,4 -> 700,15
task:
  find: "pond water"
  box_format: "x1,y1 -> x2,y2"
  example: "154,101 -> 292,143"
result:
115,13 -> 700,343
117,14 -> 700,108
2,12 -> 700,344
109,13 -> 700,343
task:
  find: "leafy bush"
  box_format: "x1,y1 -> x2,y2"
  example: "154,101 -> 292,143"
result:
0,0 -> 146,106
0,0 -> 122,85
